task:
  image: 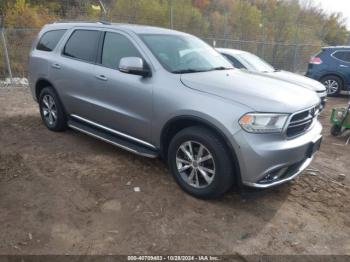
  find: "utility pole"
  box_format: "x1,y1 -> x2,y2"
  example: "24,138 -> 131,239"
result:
169,0 -> 173,29
99,0 -> 107,21
0,16 -> 13,84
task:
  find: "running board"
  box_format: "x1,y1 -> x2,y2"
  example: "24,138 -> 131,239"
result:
67,119 -> 158,158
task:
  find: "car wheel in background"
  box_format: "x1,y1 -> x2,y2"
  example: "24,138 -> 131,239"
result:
39,87 -> 67,132
321,76 -> 342,96
168,126 -> 235,199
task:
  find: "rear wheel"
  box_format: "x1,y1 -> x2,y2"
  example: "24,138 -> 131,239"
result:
39,87 -> 67,132
321,76 -> 342,96
168,126 -> 235,199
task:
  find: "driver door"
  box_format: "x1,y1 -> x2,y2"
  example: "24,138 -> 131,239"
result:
92,31 -> 153,144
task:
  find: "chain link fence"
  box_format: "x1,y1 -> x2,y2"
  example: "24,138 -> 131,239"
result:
0,13 -> 321,87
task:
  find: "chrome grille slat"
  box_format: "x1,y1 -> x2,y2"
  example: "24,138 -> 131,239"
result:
289,117 -> 313,126
288,119 -> 313,128
286,105 -> 319,138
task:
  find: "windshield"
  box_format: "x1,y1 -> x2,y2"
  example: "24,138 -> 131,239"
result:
140,34 -> 233,73
236,52 -> 275,73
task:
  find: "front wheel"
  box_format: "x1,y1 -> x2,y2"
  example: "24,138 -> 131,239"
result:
168,126 -> 235,199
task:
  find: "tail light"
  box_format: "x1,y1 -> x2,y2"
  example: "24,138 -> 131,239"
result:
310,57 -> 322,65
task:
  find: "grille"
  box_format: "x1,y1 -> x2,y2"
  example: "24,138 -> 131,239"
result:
286,106 -> 319,137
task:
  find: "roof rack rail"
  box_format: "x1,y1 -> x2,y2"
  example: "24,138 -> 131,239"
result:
53,20 -> 94,24
53,20 -> 111,25
98,21 -> 112,25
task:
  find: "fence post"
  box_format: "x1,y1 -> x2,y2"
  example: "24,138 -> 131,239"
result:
168,0 -> 173,29
0,16 -> 13,85
293,24 -> 300,73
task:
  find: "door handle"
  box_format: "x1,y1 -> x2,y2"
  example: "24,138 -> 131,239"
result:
95,75 -> 108,81
51,63 -> 61,69
340,65 -> 348,68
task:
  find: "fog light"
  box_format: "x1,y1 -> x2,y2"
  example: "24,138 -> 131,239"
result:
259,167 -> 289,184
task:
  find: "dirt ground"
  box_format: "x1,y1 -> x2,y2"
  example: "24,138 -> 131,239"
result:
0,87 -> 349,255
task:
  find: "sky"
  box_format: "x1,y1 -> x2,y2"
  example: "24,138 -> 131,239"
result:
313,0 -> 350,29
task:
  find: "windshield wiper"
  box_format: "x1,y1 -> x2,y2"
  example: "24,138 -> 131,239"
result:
172,69 -> 210,74
172,67 -> 232,74
211,66 -> 232,71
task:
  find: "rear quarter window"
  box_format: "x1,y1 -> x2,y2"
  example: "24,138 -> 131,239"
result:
36,30 -> 67,52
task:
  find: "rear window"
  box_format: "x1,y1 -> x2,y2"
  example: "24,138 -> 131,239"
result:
63,30 -> 101,63
332,51 -> 350,63
36,30 -> 66,52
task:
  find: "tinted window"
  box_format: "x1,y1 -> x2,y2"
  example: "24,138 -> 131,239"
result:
63,30 -> 100,62
223,54 -> 245,69
140,34 -> 232,73
333,51 -> 350,63
37,30 -> 66,52
101,32 -> 141,69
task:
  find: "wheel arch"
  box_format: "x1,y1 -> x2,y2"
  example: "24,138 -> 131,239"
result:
35,78 -> 67,114
35,78 -> 56,100
160,115 -> 242,185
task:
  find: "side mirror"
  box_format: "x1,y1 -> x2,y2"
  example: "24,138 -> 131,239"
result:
119,57 -> 151,77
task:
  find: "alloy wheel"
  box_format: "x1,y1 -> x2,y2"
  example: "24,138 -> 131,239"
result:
324,79 -> 339,95
42,94 -> 58,126
176,141 -> 216,189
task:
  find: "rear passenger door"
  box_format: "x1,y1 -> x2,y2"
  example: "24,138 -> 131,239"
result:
50,28 -> 102,117
93,31 -> 153,144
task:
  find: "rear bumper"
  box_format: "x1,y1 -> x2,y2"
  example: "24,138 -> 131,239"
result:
231,121 -> 322,188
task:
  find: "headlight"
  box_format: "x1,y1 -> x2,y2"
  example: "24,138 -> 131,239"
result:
239,113 -> 289,133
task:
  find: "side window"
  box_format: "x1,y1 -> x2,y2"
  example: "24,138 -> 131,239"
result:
333,51 -> 350,63
63,30 -> 101,63
101,32 -> 142,69
223,54 -> 245,69
37,30 -> 66,52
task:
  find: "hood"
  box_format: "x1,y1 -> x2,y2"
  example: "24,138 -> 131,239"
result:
180,70 -> 320,113
260,70 -> 326,92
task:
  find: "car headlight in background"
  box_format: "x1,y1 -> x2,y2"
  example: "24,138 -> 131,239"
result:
239,113 -> 289,133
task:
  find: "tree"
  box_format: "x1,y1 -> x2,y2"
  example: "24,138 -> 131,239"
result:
4,0 -> 54,28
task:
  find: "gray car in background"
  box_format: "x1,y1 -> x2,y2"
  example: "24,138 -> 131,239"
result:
29,22 -> 322,198
218,48 -> 328,109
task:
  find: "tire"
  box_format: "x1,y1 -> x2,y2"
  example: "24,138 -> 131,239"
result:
168,126 -> 235,199
39,87 -> 67,132
330,125 -> 342,137
321,75 -> 342,97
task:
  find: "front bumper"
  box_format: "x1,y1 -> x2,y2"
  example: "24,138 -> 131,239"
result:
318,91 -> 328,111
231,121 -> 322,188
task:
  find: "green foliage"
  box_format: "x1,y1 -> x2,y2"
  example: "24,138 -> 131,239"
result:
1,0 -> 348,46
4,0 -> 54,28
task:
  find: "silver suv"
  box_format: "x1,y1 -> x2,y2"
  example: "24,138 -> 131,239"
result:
29,22 -> 322,198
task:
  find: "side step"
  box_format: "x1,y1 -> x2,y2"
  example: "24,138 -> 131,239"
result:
67,119 -> 158,158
